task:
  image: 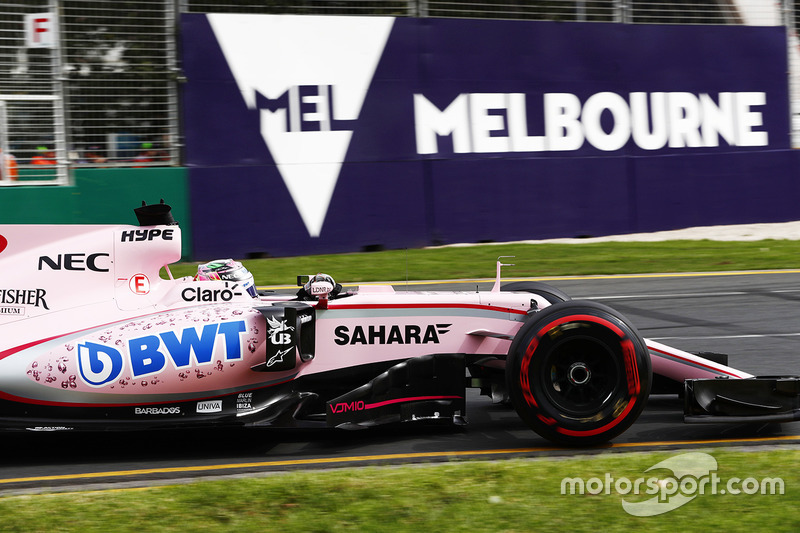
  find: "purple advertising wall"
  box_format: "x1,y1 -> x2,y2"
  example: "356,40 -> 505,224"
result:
181,14 -> 795,258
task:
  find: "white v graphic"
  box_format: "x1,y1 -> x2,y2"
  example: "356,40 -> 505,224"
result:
209,14 -> 395,237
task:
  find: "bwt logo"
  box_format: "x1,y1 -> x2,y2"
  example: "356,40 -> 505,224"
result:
77,320 -> 247,387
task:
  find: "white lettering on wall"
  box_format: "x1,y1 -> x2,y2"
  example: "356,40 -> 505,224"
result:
414,91 -> 768,154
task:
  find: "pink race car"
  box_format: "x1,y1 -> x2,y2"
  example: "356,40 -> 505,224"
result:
0,202 -> 796,446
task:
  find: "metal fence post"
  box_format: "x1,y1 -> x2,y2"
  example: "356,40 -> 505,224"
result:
783,0 -> 800,148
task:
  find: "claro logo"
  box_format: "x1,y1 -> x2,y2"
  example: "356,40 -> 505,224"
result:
181,283 -> 242,302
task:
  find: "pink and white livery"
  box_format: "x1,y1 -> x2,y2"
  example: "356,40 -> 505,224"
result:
0,202 -> 797,445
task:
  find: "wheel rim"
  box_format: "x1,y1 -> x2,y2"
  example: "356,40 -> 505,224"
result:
538,333 -> 622,418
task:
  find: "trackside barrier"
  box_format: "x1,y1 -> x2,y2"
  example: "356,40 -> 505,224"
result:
182,16 -> 796,259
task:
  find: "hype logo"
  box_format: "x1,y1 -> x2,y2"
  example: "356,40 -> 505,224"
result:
208,14 -> 394,237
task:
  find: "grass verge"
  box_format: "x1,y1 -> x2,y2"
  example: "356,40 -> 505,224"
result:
167,240 -> 800,285
9,239 -> 798,530
0,449 -> 797,532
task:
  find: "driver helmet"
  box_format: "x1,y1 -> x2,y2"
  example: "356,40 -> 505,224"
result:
194,259 -> 257,298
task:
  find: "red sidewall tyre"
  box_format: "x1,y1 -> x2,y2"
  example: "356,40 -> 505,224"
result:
506,300 -> 651,446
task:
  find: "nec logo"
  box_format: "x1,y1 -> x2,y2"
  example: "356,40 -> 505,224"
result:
38,253 -> 110,272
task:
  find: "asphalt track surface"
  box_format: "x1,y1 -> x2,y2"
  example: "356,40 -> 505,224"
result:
2,271 -> 800,495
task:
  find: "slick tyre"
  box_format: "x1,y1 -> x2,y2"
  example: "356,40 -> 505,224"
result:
506,300 -> 651,446
501,281 -> 571,305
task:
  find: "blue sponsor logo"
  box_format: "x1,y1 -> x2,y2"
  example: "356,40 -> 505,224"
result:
78,341 -> 124,386
77,320 -> 247,387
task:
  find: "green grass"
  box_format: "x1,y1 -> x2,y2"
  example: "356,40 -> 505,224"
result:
8,238 -> 798,531
0,449 -> 797,532
166,240 -> 800,286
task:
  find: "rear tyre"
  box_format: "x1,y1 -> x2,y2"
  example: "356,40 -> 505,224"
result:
506,300 -> 651,446
501,281 -> 571,305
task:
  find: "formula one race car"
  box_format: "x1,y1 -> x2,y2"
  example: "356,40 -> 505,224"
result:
1,202 -> 798,446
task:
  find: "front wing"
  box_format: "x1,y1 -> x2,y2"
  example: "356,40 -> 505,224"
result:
684,376 -> 800,423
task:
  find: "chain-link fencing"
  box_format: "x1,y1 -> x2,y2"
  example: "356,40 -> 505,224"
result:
0,1 -> 797,186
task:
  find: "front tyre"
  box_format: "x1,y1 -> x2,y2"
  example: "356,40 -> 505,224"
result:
506,300 -> 651,446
